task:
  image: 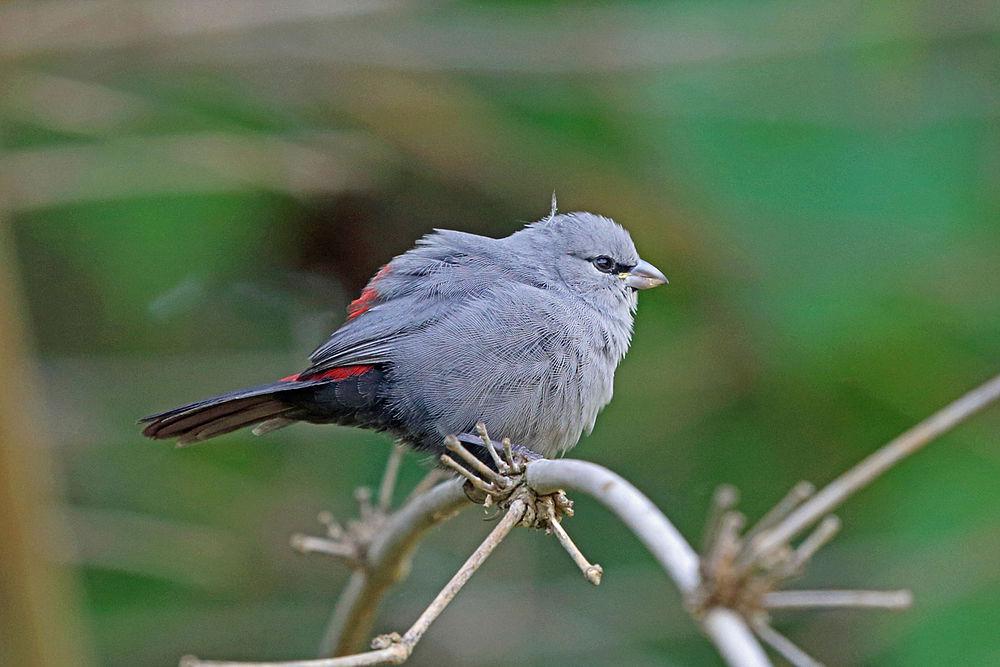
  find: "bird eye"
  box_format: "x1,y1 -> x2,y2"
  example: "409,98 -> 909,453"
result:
591,256 -> 616,273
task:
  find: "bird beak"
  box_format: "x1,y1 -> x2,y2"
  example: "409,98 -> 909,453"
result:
624,259 -> 668,290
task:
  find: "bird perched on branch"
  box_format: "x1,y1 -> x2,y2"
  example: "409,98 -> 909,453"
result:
141,210 -> 667,461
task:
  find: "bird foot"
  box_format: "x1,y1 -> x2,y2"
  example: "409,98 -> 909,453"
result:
290,485 -> 387,570
440,425 -> 601,583
440,423 -> 572,528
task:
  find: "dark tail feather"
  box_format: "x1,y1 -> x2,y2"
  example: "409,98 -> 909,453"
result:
141,382 -> 309,446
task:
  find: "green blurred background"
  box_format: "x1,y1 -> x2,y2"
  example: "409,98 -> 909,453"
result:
2,1 -> 998,665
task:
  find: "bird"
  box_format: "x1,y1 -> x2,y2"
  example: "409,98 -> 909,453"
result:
140,211 -> 667,463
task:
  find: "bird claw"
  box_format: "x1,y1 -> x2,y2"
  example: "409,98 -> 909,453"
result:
441,434 -> 599,584
440,423 -> 536,509
440,425 -> 575,531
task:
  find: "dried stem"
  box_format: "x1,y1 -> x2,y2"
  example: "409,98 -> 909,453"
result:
320,479 -> 469,656
377,445 -> 405,513
742,482 -> 814,545
763,589 -> 913,610
403,470 -> 447,505
702,484 -> 739,554
443,436 -> 503,485
786,516 -> 840,571
397,499 -> 526,647
475,422 -> 507,473
438,454 -> 493,495
750,618 -> 823,667
291,535 -> 361,568
547,517 -> 603,585
177,373 -> 999,667
754,373 -> 1000,556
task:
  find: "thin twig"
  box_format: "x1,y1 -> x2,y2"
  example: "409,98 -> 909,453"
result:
438,454 -> 493,495
185,497 -> 527,667
751,618 -> 824,667
547,517 -> 603,585
377,445 -> 405,513
291,535 -> 361,566
704,511 -> 745,578
755,373 -> 1000,556
180,651 -> 401,667
317,511 -> 345,540
403,469 -> 447,505
475,422 -> 507,473
356,488 -> 378,524
742,482 -> 814,544
786,516 -> 840,571
500,437 -> 513,469
702,485 -> 739,554
397,498 -> 527,647
763,590 -> 913,610
443,436 -> 504,485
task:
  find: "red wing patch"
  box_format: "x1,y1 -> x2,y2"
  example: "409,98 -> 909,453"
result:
347,264 -> 389,320
280,365 -> 373,382
347,264 -> 391,320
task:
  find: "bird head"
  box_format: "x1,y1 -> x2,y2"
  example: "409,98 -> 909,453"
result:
520,212 -> 667,310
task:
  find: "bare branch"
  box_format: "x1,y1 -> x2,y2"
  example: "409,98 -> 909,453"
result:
182,500 -> 528,667
176,374 -> 999,666
750,618 -> 823,667
443,436 -> 504,486
403,469 -> 447,505
320,479 -> 468,656
547,516 -> 603,586
754,372 -> 1000,556
475,422 -> 507,473
742,482 -> 814,544
701,484 -> 739,554
763,589 -> 913,611
291,534 -> 361,568
438,454 -> 493,495
377,445 -> 405,513
526,459 -> 772,667
396,499 -> 526,648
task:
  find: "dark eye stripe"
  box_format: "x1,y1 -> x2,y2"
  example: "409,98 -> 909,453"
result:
591,255 -> 636,274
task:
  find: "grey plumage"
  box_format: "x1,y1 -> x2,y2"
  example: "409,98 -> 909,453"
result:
142,211 -> 667,459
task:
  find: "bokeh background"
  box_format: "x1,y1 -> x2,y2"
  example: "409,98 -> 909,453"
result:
2,2 -> 999,665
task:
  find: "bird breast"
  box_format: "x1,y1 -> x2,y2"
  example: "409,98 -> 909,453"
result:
390,285 -> 634,457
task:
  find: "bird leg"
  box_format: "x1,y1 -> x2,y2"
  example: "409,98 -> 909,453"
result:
440,426 -> 597,584
439,423 -> 541,509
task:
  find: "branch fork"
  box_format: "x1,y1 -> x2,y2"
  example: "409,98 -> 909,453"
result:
290,446 -> 407,570
691,481 -> 912,666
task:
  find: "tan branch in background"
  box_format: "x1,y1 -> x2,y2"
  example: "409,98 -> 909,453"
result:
182,499 -> 528,667
752,373 -> 1000,558
0,217 -> 94,665
320,479 -> 468,656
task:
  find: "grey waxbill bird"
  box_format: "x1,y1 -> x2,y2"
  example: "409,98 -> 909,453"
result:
141,211 -> 667,465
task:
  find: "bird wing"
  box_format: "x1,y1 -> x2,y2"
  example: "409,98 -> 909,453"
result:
303,229 -> 520,374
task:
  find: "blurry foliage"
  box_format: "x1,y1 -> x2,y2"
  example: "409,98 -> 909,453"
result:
2,1 -> 998,665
